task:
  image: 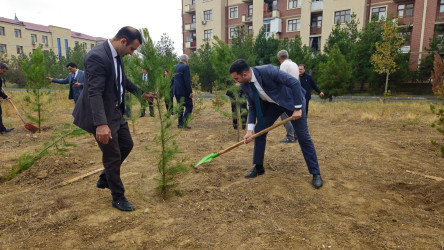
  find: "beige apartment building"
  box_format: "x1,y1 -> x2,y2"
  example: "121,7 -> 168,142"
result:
183,0 -> 443,69
0,17 -> 106,59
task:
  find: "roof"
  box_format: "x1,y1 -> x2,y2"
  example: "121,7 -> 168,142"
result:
0,16 -> 105,41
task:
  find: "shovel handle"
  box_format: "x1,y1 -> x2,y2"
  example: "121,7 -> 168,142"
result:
2,88 -> 27,125
217,116 -> 295,156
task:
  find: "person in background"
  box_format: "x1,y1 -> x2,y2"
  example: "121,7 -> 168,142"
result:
47,62 -> 84,104
173,54 -> 193,129
0,63 -> 14,134
299,64 -> 324,115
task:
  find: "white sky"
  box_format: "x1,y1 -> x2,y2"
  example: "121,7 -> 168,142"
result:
0,0 -> 183,54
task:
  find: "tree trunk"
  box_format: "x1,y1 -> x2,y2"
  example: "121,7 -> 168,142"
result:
384,70 -> 389,94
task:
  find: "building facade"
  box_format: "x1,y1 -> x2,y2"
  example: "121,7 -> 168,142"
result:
182,0 -> 443,69
0,17 -> 106,59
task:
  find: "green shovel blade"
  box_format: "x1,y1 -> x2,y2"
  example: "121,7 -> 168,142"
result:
195,152 -> 219,167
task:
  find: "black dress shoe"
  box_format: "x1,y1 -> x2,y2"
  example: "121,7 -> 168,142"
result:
112,197 -> 135,211
96,178 -> 109,189
312,174 -> 323,189
178,125 -> 191,129
245,165 -> 265,178
0,128 -> 14,134
280,137 -> 296,143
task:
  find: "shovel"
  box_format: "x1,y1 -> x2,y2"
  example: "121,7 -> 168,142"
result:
5,98 -> 39,133
195,115 -> 295,167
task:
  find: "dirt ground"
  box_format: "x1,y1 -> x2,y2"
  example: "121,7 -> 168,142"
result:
0,96 -> 443,249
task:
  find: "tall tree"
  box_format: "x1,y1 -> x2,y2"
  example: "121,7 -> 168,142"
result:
155,33 -> 179,69
371,18 -> 405,96
253,28 -> 280,65
68,44 -> 87,70
188,41 -> 218,92
317,44 -> 352,101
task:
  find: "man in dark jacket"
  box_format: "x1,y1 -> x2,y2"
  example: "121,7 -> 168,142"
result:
299,64 -> 324,115
173,54 -> 193,129
0,63 -> 14,134
47,62 -> 85,104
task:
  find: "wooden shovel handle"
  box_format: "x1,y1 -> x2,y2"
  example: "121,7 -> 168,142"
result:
2,87 -> 26,124
217,116 -> 295,156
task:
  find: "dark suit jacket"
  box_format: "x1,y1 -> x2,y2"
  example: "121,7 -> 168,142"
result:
72,41 -> 142,134
240,65 -> 305,126
300,72 -> 321,101
0,77 -> 7,99
173,62 -> 192,96
52,70 -> 85,101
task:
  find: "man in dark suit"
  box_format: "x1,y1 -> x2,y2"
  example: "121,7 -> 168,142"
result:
299,64 -> 324,115
72,27 -> 155,211
47,62 -> 85,104
173,54 -> 193,129
229,59 -> 323,189
0,63 -> 14,134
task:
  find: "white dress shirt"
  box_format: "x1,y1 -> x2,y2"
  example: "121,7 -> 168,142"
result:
280,59 -> 299,80
108,39 -> 123,102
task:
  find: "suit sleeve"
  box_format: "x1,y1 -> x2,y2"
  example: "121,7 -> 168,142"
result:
241,85 -> 256,125
85,53 -> 108,126
52,75 -> 70,84
124,75 -> 143,97
275,68 -> 304,108
0,84 -> 7,99
184,65 -> 192,95
77,71 -> 85,86
309,75 -> 321,94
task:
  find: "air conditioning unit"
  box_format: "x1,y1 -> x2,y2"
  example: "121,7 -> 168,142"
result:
202,20 -> 207,25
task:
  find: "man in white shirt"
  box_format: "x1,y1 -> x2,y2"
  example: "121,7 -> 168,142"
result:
277,50 -> 298,143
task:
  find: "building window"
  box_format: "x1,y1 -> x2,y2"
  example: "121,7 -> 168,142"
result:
0,44 -> 6,53
311,15 -> 322,28
75,41 -> 79,46
42,35 -> 48,46
287,19 -> 300,31
441,0 -> 444,13
83,42 -> 87,50
0,26 -> 5,36
14,29 -> 22,38
371,7 -> 386,20
264,22 -> 271,38
204,10 -> 213,20
31,34 -> 37,44
16,45 -> 23,54
192,14 -> 196,23
288,0 -> 301,9
204,29 -> 213,40
249,5 -> 253,16
91,43 -> 95,49
230,27 -> 238,38
192,0 -> 195,4
229,7 -> 238,19
398,4 -> 414,18
248,25 -> 253,35
335,9 -> 351,24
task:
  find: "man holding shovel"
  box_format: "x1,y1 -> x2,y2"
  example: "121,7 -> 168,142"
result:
229,59 -> 323,188
0,63 -> 14,134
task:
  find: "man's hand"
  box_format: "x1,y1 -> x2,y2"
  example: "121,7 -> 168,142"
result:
291,109 -> 302,120
96,124 -> 112,144
45,77 -> 53,81
142,92 -> 156,102
244,130 -> 254,144
320,92 -> 325,97
73,83 -> 82,87
189,93 -> 194,98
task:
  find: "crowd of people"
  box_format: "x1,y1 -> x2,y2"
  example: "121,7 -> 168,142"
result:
1,26 -> 325,212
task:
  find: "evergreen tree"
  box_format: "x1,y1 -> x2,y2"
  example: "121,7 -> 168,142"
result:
188,41 -> 218,92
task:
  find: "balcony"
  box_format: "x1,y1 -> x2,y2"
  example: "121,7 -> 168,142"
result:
185,41 -> 196,49
437,13 -> 444,23
397,17 -> 413,26
272,10 -> 280,18
311,1 -> 323,12
310,27 -> 322,35
242,15 -> 253,23
393,0 -> 415,3
185,23 -> 196,31
184,4 -> 195,13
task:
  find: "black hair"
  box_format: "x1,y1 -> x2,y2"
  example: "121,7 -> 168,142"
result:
66,62 -> 77,68
229,59 -> 250,74
114,26 -> 143,45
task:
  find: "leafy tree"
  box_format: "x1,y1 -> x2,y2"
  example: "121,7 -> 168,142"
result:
138,28 -> 188,199
324,13 -> 359,61
417,36 -> 444,82
431,52 -> 444,102
188,41 -> 218,92
317,44 -> 352,101
68,44 -> 87,70
253,27 -> 280,65
231,25 -> 256,65
21,47 -> 52,132
155,33 -> 179,69
279,35 -> 316,70
371,18 -> 405,96
0,53 -> 28,87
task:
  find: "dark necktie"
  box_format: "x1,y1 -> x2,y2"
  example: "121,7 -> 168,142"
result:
115,55 -> 122,103
71,73 -> 76,83
249,82 -> 264,126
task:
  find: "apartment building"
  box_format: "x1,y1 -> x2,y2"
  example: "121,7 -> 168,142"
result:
0,17 -> 106,59
182,0 -> 442,69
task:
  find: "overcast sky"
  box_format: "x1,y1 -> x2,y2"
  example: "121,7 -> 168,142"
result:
0,0 -> 183,54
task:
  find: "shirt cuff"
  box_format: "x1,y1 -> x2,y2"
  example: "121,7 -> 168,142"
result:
294,105 -> 302,109
247,124 -> 255,131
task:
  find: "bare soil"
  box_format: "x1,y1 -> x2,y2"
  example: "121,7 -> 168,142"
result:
0,97 -> 443,249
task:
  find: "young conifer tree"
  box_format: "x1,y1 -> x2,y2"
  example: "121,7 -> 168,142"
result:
137,28 -> 188,199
